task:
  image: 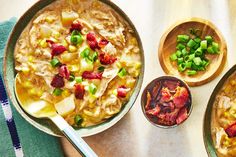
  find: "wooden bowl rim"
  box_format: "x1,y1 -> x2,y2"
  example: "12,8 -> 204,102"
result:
158,17 -> 227,87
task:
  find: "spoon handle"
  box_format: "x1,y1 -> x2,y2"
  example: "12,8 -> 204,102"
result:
51,115 -> 97,157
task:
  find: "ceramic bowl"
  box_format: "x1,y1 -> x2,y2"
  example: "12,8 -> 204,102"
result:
3,0 -> 144,137
203,64 -> 236,157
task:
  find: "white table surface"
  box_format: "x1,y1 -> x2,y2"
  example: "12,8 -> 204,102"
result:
1,0 -> 236,156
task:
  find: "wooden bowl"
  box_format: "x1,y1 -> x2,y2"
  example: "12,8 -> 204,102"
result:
158,18 -> 227,86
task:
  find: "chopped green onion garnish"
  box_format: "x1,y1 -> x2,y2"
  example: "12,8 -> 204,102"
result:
91,52 -> 98,62
193,57 -> 202,66
69,74 -> 75,82
71,34 -> 83,45
202,59 -> 209,67
188,54 -> 195,61
171,31 -> 220,73
98,66 -> 105,72
118,68 -> 127,78
194,37 -> 201,43
176,43 -> 185,50
177,58 -> 184,65
187,70 -> 197,76
182,48 -> 188,56
74,115 -> 83,126
187,39 -> 196,48
185,61 -> 192,69
75,76 -> 83,83
195,48 -> 203,56
71,30 -> 79,36
170,53 -> 178,61
205,36 -> 213,44
178,63 -> 186,72
176,50 -> 182,58
212,42 -> 219,53
200,40 -> 207,50
89,83 -> 97,95
50,58 -> 60,67
193,43 -> 200,50
81,48 -> 90,58
207,46 -> 214,54
177,35 -> 189,43
53,88 -> 63,96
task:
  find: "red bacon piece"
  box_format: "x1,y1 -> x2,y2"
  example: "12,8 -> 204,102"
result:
160,87 -> 172,102
98,39 -> 109,47
157,108 -> 180,126
145,91 -> 152,110
86,32 -> 96,41
173,86 -> 189,108
225,122 -> 236,138
82,71 -> 103,80
176,107 -> 188,124
117,86 -> 129,98
87,40 -> 99,50
74,84 -> 85,100
70,21 -> 83,32
46,40 -> 67,58
51,74 -> 65,88
99,52 -> 117,65
86,32 -> 100,50
146,105 -> 161,116
59,65 -> 70,80
162,80 -> 180,91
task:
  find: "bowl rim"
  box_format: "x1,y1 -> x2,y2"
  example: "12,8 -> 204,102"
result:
3,0 -> 145,137
158,17 -> 227,87
140,75 -> 193,129
203,64 -> 236,157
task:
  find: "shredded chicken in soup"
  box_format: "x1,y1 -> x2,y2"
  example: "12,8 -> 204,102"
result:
14,0 -> 141,127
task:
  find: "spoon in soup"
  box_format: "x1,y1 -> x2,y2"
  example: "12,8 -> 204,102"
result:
14,74 -> 97,157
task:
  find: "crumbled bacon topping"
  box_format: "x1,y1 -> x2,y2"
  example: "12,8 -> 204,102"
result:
98,39 -> 109,47
59,65 -> 70,80
74,84 -> 85,100
46,40 -> 67,58
117,86 -> 129,98
225,122 -> 236,138
70,21 -> 83,32
99,52 -> 117,65
82,71 -> 103,80
51,74 -> 65,88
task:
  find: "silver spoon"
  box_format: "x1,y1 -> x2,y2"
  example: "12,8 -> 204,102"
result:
14,74 -> 97,157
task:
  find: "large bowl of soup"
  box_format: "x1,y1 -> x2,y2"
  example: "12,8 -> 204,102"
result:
204,65 -> 236,157
3,0 -> 144,137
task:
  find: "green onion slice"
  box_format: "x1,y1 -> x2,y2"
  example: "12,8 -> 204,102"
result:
53,88 -> 63,96
75,76 -> 83,83
89,83 -> 97,95
177,35 -> 189,43
81,48 -> 90,58
118,68 -> 127,77
98,66 -> 105,72
74,115 -> 83,126
187,70 -> 197,76
69,74 -> 75,82
50,58 -> 61,67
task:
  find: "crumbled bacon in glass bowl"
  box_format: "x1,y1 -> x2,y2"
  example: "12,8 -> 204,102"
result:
141,76 -> 192,128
